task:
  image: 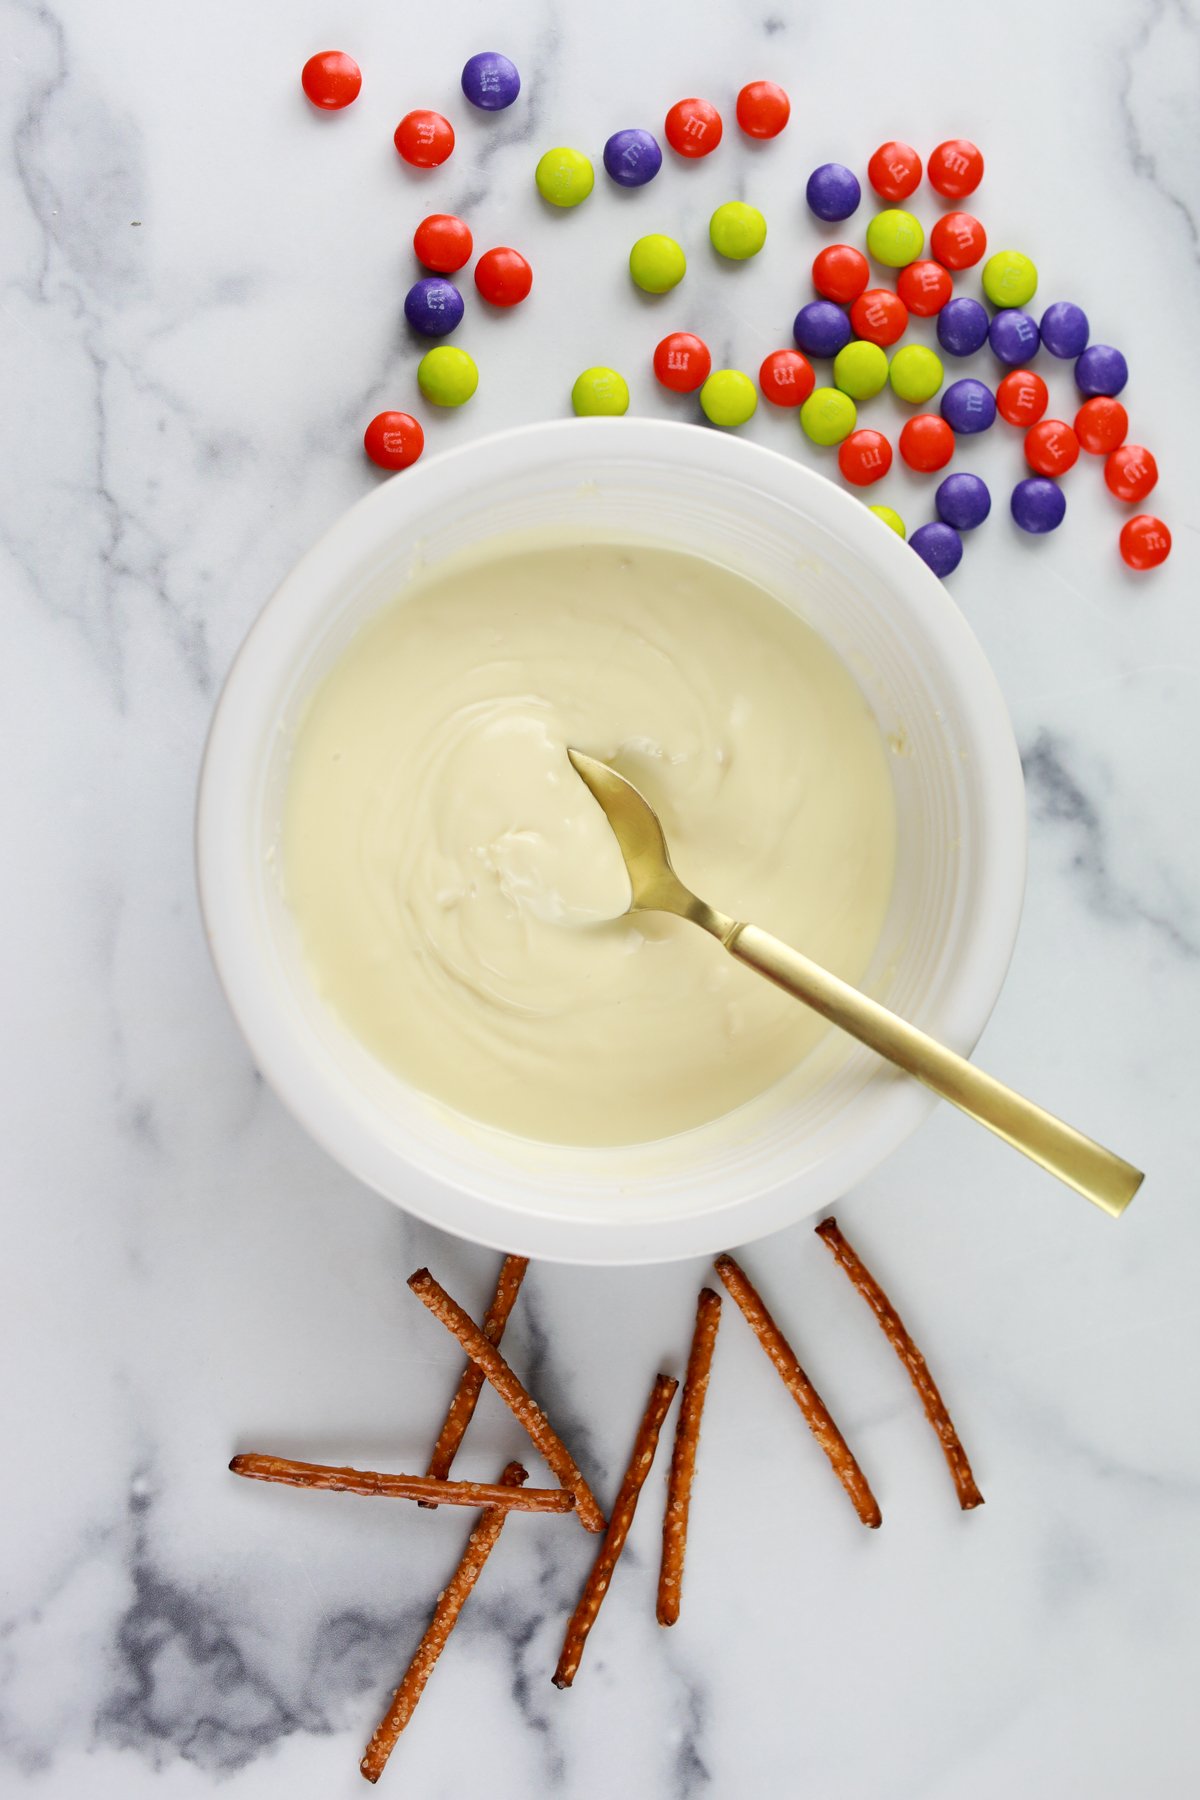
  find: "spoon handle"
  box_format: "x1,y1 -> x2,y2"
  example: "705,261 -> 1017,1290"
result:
724,923 -> 1142,1217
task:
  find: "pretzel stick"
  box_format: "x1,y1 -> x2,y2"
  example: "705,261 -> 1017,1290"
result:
408,1267 -> 606,1533
657,1288 -> 722,1626
815,1217 -> 984,1510
714,1253 -> 882,1528
228,1452 -> 573,1514
360,1461 -> 526,1784
421,1254 -> 529,1507
553,1373 -> 678,1689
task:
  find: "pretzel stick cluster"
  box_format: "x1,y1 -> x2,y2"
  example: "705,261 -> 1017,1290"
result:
657,1288 -> 722,1627
553,1372 -> 678,1689
714,1253 -> 882,1529
228,1452 -> 573,1514
815,1217 -> 984,1510
359,1462 -> 528,1785
421,1254 -> 529,1507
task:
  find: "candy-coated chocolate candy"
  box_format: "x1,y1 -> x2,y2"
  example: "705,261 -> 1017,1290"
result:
655,332 -> 711,393
868,141 -> 921,201
813,244 -> 870,304
603,128 -> 662,187
1075,344 -> 1128,396
866,208 -> 924,268
900,413 -> 955,471
936,471 -> 991,529
889,344 -> 943,404
1011,477 -> 1065,533
928,138 -> 984,198
996,368 -> 1048,426
404,277 -> 464,337
869,504 -> 906,537
1024,419 -> 1079,477
806,163 -> 861,222
700,368 -> 758,427
572,366 -> 629,416
988,309 -> 1040,367
414,214 -> 473,273
1074,395 -> 1128,454
833,339 -> 889,399
982,250 -> 1037,308
838,428 -> 893,485
937,296 -> 989,357
1039,301 -> 1089,359
794,300 -> 852,358
710,202 -> 767,259
535,146 -> 594,206
395,110 -> 455,167
474,247 -> 532,307
461,51 -> 520,110
849,287 -> 908,346
1119,515 -> 1171,569
930,211 -> 987,270
664,97 -> 723,156
941,377 -> 996,433
736,81 -> 790,138
302,50 -> 361,110
1105,444 -> 1158,502
910,520 -> 963,577
418,345 -> 478,406
897,259 -> 952,316
630,233 -> 686,292
363,410 -> 423,470
759,348 -> 815,406
800,386 -> 857,445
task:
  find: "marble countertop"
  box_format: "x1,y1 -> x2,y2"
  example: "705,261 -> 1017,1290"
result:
4,0 -> 1199,1793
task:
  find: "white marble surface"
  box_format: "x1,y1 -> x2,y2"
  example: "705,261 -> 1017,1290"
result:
4,0 -> 1200,1792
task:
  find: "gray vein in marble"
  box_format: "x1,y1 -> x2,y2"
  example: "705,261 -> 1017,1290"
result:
1116,0 -> 1200,261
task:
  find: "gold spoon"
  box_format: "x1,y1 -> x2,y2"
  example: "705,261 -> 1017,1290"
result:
568,750 -> 1142,1218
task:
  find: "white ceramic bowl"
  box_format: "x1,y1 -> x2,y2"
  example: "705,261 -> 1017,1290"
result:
197,419 -> 1025,1264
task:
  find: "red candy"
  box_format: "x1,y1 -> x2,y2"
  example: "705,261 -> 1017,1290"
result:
664,97 -> 723,157
867,141 -> 922,201
1025,419 -> 1080,477
414,214 -> 473,274
654,332 -> 712,393
897,259 -> 952,316
394,110 -> 455,168
474,246 -> 532,307
364,411 -> 424,471
1105,444 -> 1158,502
996,369 -> 1049,426
838,429 -> 893,486
758,349 -> 815,407
1119,515 -> 1171,570
849,288 -> 908,347
301,50 -> 362,110
1075,397 -> 1129,455
928,139 -> 984,199
813,244 -> 870,305
900,414 -> 955,472
735,81 -> 790,139
930,212 -> 987,270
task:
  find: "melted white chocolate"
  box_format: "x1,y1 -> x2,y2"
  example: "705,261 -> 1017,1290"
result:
282,541 -> 896,1144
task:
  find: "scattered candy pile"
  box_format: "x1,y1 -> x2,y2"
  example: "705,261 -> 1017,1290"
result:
302,49 -> 1170,574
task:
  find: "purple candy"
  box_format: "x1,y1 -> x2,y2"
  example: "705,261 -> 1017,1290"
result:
404,277 -> 464,338
936,472 -> 992,531
1011,477 -> 1066,534
806,163 -> 861,222
1075,343 -> 1128,397
910,521 -> 963,579
941,378 -> 996,434
988,309 -> 1040,367
937,296 -> 990,358
1039,301 -> 1089,359
793,300 -> 852,358
460,51 -> 521,111
602,128 -> 663,187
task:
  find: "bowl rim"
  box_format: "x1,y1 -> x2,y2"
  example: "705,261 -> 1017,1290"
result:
196,417 -> 1026,1264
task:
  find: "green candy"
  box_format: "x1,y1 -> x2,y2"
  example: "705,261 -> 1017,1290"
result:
629,234 -> 686,293
535,146 -> 595,208
800,386 -> 856,445
709,201 -> 767,260
700,368 -> 758,428
833,340 -> 889,401
865,208 -> 924,268
982,250 -> 1038,308
417,346 -> 478,407
869,504 -> 906,538
889,344 -> 944,404
571,366 -> 629,416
